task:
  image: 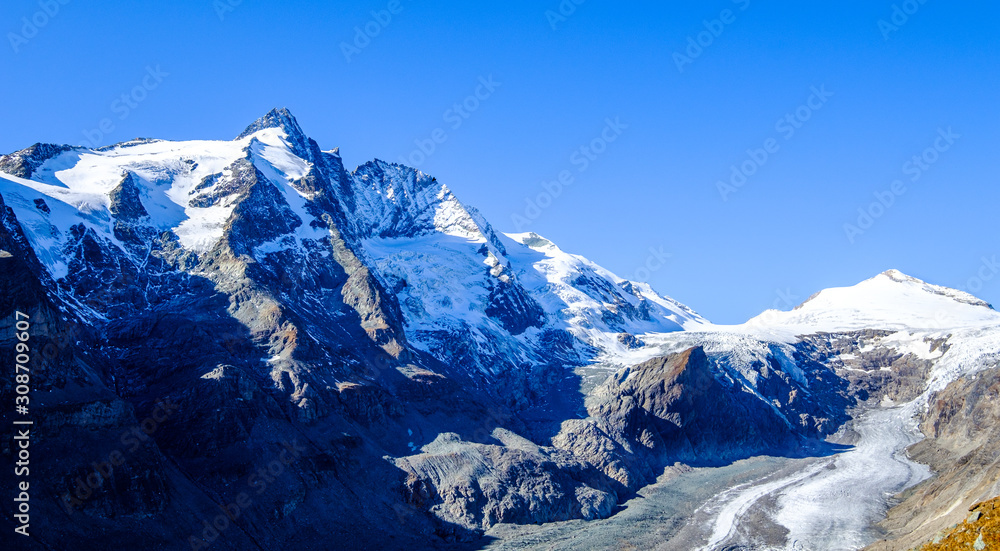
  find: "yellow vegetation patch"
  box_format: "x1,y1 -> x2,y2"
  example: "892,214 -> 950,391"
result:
918,496 -> 1000,551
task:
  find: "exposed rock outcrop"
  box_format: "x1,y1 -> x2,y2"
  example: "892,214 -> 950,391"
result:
0,142 -> 73,179
563,349 -> 799,481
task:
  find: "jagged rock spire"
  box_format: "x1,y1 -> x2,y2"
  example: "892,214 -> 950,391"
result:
109,171 -> 148,220
237,107 -> 317,162
237,107 -> 306,141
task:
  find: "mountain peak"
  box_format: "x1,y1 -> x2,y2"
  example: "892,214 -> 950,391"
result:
877,268 -> 938,287
237,107 -> 306,142
754,269 -> 999,333
872,269 -> 993,309
880,268 -> 911,282
0,142 -> 75,179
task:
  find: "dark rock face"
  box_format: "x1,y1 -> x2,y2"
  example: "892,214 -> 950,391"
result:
0,195 -> 257,550
0,142 -> 73,179
0,197 -> 478,550
109,172 -> 149,220
601,348 -> 796,462
617,332 -> 642,349
922,370 -> 1000,444
796,330 -> 937,404
324,218 -> 410,358
219,159 -> 303,256
485,277 -> 545,335
109,171 -> 154,245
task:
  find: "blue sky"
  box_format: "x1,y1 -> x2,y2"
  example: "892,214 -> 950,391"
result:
3,0 -> 998,323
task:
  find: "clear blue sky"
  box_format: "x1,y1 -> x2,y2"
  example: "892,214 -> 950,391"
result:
3,0 -> 998,323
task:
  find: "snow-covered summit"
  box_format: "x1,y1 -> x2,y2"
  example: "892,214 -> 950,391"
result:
873,269 -> 992,308
744,269 -> 1000,336
0,108 -> 706,375
237,107 -> 310,149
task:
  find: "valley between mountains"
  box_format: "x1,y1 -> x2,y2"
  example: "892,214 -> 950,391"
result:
1,109 -> 998,550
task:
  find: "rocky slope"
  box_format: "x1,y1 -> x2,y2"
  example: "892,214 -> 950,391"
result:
866,366 -> 1000,550
914,496 -> 999,551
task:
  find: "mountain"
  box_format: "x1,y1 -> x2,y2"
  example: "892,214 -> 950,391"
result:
746,269 -> 999,335
0,108 -> 704,375
682,271 -> 1000,550
1,109 -> 998,550
0,109 -> 716,549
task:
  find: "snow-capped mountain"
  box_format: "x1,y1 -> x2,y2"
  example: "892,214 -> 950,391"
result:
606,269 -> 1000,549
746,268 -> 999,335
709,269 -> 1000,395
0,108 -> 702,379
617,268 -> 1000,421
2,110 -> 998,551
0,109 -> 721,549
